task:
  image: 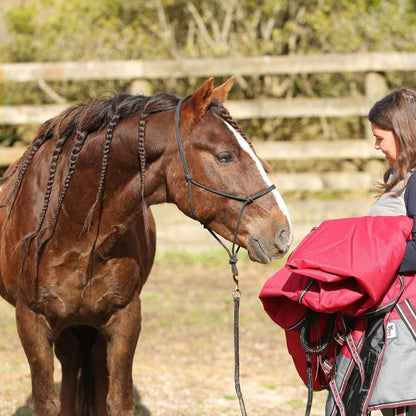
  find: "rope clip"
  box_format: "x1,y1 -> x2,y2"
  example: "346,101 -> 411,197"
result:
232,273 -> 241,299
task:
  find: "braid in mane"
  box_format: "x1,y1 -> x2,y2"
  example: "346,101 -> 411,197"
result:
47,130 -> 89,235
136,93 -> 179,199
82,113 -> 121,234
26,131 -> 89,290
84,112 -> 121,278
138,111 -> 149,200
32,133 -> 71,236
0,105 -> 82,210
138,109 -> 150,250
18,120 -> 82,279
33,130 -> 89,264
135,93 -> 178,252
1,136 -> 48,211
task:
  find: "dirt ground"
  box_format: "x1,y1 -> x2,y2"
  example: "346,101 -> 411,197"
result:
0,258 -> 332,416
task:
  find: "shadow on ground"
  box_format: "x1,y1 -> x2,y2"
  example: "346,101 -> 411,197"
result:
12,384 -> 151,416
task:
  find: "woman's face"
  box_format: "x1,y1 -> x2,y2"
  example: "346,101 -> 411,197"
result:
372,124 -> 400,167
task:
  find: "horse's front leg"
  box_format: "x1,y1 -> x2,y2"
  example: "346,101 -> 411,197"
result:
16,297 -> 60,416
103,293 -> 141,416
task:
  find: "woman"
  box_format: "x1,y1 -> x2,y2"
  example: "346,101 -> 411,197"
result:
260,89 -> 416,416
368,88 -> 416,275
366,88 -> 416,415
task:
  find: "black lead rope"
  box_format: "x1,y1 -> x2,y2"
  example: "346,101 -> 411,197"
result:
174,98 -> 276,416
233,276 -> 247,416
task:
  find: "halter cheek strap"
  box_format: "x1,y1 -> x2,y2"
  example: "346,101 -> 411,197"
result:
174,98 -> 276,276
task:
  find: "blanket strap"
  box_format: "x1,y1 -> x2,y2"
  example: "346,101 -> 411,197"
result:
396,299 -> 416,341
328,378 -> 347,416
345,332 -> 365,391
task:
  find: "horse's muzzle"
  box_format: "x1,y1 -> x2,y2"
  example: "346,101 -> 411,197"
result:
247,223 -> 292,264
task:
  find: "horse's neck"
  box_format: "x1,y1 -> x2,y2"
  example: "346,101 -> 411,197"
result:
138,116 -> 176,206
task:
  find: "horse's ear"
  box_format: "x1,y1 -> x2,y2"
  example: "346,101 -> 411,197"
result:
179,78 -> 214,134
183,77 -> 214,116
179,77 -> 234,134
212,76 -> 235,102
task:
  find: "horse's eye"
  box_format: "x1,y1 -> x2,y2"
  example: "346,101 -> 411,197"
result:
216,151 -> 234,163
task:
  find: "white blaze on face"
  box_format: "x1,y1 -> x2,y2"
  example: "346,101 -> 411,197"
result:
225,122 -> 292,228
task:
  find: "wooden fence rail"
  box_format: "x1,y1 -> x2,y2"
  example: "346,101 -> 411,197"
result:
0,52 -> 411,124
1,52 -> 416,81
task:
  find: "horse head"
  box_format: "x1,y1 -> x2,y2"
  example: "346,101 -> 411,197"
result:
167,77 -> 292,263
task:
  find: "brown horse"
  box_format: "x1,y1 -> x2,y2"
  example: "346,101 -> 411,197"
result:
0,77 -> 292,416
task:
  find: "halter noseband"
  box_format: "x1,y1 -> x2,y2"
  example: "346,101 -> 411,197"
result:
174,98 -> 276,275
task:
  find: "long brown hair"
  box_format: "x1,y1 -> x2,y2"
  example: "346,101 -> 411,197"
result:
368,87 -> 416,195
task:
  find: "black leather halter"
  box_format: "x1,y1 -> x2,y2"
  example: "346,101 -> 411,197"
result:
174,98 -> 276,276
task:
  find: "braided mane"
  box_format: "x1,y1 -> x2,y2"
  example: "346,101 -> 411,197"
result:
0,91 -> 249,278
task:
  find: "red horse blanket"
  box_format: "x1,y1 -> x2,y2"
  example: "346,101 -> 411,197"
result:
259,215 -> 413,394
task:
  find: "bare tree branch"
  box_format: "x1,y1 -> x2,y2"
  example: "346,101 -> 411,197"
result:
187,2 -> 217,52
37,78 -> 66,104
201,5 -> 221,44
155,0 -> 180,58
221,0 -> 238,43
261,17 -> 276,43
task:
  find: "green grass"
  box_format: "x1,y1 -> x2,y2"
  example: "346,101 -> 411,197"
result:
261,381 -> 277,390
154,248 -> 234,268
288,398 -> 305,408
154,248 -> 288,270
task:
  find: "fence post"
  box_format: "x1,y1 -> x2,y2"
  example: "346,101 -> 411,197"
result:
364,72 -> 387,140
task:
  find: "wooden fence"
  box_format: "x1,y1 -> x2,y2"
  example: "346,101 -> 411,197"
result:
2,52 -> 416,236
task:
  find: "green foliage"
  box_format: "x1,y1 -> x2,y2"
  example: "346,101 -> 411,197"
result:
3,0 -> 161,61
4,5 -> 37,34
4,0 -> 416,64
0,125 -> 20,147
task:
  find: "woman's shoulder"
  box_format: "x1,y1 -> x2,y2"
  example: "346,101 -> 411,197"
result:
408,171 -> 416,186
405,172 -> 416,200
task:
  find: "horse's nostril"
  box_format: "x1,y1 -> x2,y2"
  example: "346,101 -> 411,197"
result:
276,226 -> 292,252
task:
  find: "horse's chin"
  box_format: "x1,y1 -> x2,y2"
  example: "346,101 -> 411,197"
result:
246,236 -> 289,264
247,249 -> 271,264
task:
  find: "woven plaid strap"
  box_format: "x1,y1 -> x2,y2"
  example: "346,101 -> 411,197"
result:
396,300 -> 416,341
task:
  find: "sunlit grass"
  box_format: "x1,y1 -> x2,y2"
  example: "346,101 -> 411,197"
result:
154,248 -> 288,269
154,248 -> 234,268
261,381 -> 277,390
288,398 -> 305,408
